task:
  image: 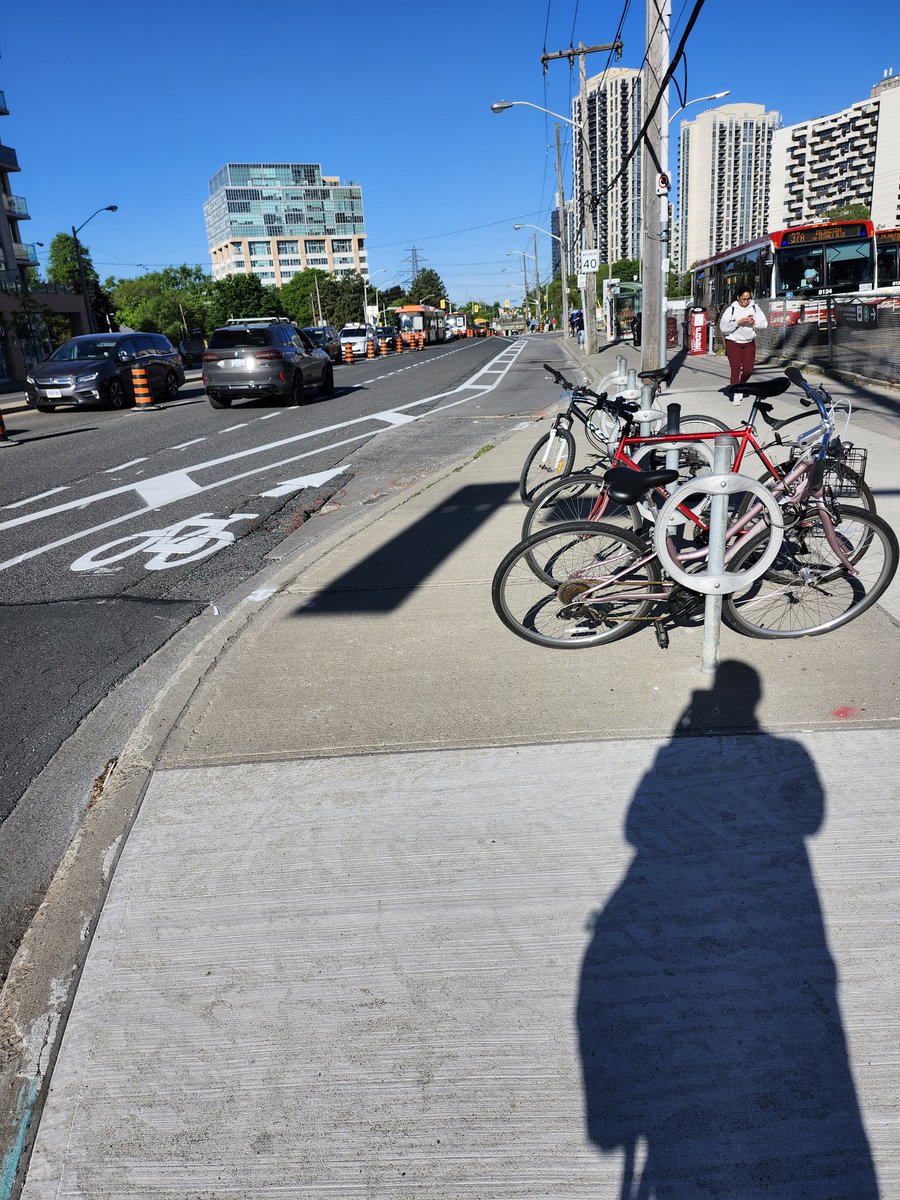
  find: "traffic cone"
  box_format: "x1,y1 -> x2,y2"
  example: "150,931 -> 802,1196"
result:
379,337 -> 388,357
366,339 -> 376,358
0,406 -> 18,446
395,336 -> 403,353
131,365 -> 154,411
343,342 -> 354,364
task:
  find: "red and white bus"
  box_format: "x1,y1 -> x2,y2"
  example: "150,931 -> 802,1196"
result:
394,305 -> 446,345
444,312 -> 471,340
691,220 -> 900,325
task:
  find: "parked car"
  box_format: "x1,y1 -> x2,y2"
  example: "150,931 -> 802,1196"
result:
376,325 -> 399,346
202,318 -> 334,408
301,325 -> 341,363
339,323 -> 377,359
25,332 -> 184,411
178,331 -> 207,367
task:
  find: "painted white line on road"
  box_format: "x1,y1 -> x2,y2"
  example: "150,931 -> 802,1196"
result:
104,458 -> 147,474
135,471 -> 205,508
373,411 -> 419,426
260,466 -> 345,497
2,486 -> 70,510
171,438 -> 207,450
221,423 -> 249,432
257,413 -> 282,420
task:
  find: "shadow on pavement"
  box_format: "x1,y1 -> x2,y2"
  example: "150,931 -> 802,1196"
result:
576,660 -> 879,1199
294,481 -> 517,615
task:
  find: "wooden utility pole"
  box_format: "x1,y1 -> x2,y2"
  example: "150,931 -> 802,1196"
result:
640,0 -> 670,371
542,38 -> 623,357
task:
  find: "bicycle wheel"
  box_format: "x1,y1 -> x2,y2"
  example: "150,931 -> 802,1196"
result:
518,426 -> 576,504
722,505 -> 898,639
678,414 -> 731,434
492,521 -> 663,648
522,472 -> 642,541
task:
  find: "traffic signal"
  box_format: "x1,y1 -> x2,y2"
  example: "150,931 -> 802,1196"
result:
473,303 -> 479,313
439,298 -> 446,309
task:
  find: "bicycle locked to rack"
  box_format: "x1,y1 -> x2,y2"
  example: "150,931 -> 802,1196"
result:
517,362 -> 729,503
494,364 -> 896,650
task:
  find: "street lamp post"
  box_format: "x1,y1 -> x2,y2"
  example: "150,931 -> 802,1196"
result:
492,98 -> 596,352
515,222 -> 568,337
363,267 -> 387,325
506,251 -> 539,325
71,205 -> 117,334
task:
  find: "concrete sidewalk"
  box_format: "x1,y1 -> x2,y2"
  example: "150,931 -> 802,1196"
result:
7,339 -> 900,1198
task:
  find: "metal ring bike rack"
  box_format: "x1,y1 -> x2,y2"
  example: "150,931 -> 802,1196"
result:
652,472 -> 785,595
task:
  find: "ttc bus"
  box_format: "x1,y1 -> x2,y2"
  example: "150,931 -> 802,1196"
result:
394,305 -> 447,345
692,220 -> 900,325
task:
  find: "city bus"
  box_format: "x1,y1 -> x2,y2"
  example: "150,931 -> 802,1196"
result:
394,305 -> 446,345
691,220 -> 900,327
444,311 -> 471,340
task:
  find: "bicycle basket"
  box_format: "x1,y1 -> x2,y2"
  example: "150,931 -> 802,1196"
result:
823,442 -> 867,498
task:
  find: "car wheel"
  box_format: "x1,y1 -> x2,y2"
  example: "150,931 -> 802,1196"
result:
34,403 -> 55,413
290,372 -> 304,405
207,393 -> 232,409
107,378 -> 128,409
319,365 -> 335,397
163,370 -> 179,401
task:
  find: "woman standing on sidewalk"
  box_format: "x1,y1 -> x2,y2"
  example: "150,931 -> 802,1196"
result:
719,289 -> 767,403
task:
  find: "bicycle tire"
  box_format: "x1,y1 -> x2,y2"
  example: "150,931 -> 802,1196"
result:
722,505 -> 898,639
522,472 -> 642,541
518,427 -> 576,504
492,520 -> 662,649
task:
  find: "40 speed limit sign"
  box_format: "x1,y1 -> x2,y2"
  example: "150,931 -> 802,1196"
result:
579,249 -> 600,273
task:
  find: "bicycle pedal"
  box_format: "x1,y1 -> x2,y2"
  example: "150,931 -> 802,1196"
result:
654,622 -> 670,650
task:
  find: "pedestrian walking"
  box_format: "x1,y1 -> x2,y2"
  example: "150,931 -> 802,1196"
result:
529,317 -> 537,333
719,289 -> 768,403
574,311 -> 585,347
551,316 -> 557,332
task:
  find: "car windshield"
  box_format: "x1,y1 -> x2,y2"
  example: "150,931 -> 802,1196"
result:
303,330 -> 325,343
49,339 -> 117,361
341,327 -> 366,337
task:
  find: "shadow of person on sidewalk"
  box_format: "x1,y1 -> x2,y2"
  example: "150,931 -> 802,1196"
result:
576,660 -> 879,1199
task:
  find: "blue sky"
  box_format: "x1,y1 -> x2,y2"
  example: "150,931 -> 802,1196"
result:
3,1 -> 898,305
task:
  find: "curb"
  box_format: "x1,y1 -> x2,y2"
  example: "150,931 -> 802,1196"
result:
0,414 -> 536,1200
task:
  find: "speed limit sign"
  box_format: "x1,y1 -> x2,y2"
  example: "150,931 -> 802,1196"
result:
580,249 -> 600,273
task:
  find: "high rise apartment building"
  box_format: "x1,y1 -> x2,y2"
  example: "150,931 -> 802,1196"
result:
768,74 -> 900,230
677,102 -> 779,272
204,163 -> 368,285
573,68 -> 643,264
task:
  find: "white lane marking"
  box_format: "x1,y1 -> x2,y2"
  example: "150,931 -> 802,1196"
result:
257,413 -> 282,420
171,438 -> 207,450
135,471 -> 205,507
221,423 -> 249,432
373,411 -> 419,426
260,466 -> 345,497
104,458 -> 147,473
70,513 -> 257,573
245,587 -> 277,602
0,340 -> 528,569
2,486 -> 70,510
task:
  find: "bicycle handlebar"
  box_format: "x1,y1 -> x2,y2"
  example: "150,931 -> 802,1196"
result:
542,362 -> 636,418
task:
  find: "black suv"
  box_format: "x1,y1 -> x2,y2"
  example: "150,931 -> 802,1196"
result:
202,318 -> 335,408
301,325 -> 341,364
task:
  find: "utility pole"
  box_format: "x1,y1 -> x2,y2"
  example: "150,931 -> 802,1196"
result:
533,231 -> 543,327
555,124 -> 571,338
542,39 -> 623,357
640,0 -> 670,372
519,253 -> 530,323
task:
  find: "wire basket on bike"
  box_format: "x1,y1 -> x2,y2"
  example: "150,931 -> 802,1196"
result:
824,442 -> 868,498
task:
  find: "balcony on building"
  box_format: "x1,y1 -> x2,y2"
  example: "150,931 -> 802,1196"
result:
12,241 -> 38,265
2,193 -> 29,219
0,143 -> 20,171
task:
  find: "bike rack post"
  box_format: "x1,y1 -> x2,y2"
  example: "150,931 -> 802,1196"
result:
701,436 -> 734,674
626,368 -> 637,394
639,384 -> 656,436
664,402 -> 681,484
616,354 -> 626,376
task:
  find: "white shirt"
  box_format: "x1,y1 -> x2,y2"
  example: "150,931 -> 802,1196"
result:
719,300 -> 768,344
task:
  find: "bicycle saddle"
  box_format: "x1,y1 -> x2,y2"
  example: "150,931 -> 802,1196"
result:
638,367 -> 673,384
603,465 -> 680,505
731,377 -> 791,399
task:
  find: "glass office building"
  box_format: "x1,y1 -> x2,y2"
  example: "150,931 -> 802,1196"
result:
204,163 -> 368,285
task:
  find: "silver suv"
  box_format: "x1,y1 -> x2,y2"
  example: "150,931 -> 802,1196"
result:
202,318 -> 335,408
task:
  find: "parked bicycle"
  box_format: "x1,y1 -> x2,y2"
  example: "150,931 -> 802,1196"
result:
494,367 -> 895,647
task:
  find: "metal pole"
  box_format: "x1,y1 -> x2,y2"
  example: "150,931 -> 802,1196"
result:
71,227 -> 94,334
657,0 -> 671,372
579,47 -> 599,356
555,124 -> 571,339
520,253 -> 530,323
640,0 -> 665,372
701,436 -> 734,674
533,232 -> 543,327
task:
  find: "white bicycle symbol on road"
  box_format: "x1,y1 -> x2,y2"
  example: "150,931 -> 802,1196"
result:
70,512 -> 259,573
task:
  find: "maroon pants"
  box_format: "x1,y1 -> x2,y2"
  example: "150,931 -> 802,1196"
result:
725,338 -> 756,386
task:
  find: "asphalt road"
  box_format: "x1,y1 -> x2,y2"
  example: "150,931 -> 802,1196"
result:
0,333 -> 568,981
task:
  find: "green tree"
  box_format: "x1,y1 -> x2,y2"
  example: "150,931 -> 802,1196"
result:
110,265 -> 209,341
205,273 -> 281,329
824,203 -> 870,221
278,268 -> 331,328
46,231 -> 116,330
408,268 -> 448,306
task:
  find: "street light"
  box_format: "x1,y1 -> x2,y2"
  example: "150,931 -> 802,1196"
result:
363,267 -> 387,325
515,223 -> 568,336
668,90 -> 730,125
71,205 -> 117,334
492,99 -> 597,352
506,250 -> 542,326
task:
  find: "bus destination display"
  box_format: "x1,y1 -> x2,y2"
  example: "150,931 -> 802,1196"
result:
779,224 -> 869,246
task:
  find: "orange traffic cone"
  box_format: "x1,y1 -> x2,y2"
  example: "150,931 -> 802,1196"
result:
0,406 -> 17,446
379,338 -> 388,357
131,365 -> 154,411
395,336 -> 403,353
366,338 -> 376,358
343,342 -> 354,364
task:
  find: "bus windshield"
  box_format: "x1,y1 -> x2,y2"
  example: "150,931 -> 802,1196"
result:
775,239 -> 873,295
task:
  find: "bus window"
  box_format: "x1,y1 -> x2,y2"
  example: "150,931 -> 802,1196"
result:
876,244 -> 899,287
776,246 -> 824,295
826,242 -> 874,291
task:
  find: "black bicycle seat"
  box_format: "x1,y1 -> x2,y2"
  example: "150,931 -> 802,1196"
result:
638,367 -> 673,384
731,377 -> 791,399
604,465 -> 680,505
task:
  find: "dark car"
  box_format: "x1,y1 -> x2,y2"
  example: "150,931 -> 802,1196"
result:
25,332 -> 184,411
301,325 -> 341,364
376,325 -> 399,346
202,318 -> 334,408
